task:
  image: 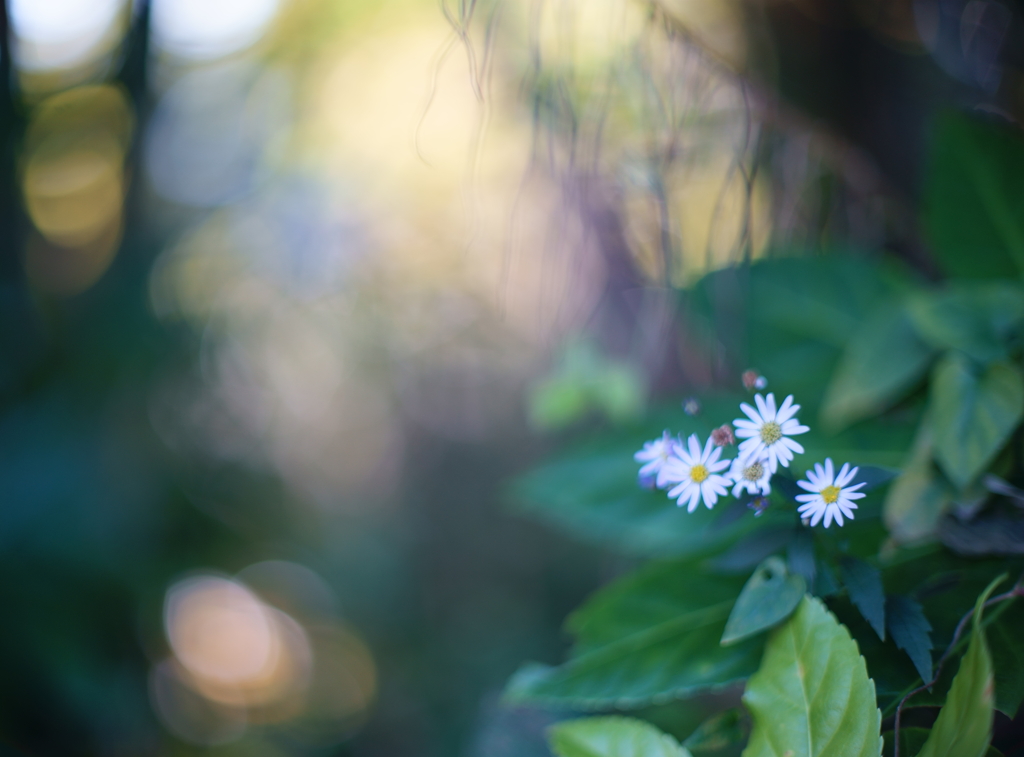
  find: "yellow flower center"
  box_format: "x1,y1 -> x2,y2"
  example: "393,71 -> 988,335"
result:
690,464 -> 709,483
760,421 -> 782,445
743,462 -> 765,481
821,485 -> 840,504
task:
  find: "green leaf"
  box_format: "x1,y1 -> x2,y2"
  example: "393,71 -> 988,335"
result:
914,577 -> 1002,757
881,729 -> 1003,757
721,557 -> 806,646
884,424 -> 953,543
930,354 -> 1024,489
683,709 -> 746,754
885,595 -> 933,684
504,561 -> 764,709
840,557 -> 886,641
548,716 -> 692,757
924,111 -> 1024,280
987,599 -> 1024,717
822,303 -> 935,430
907,285 -> 1024,364
741,596 -> 883,757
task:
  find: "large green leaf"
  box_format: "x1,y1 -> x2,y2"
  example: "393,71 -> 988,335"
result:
907,285 -> 1024,364
690,255 -> 914,409
721,557 -> 805,645
930,354 -> 1024,489
914,578 -> 1000,757
504,561 -> 764,709
988,599 -> 1024,717
548,717 -> 692,757
882,729 -> 1003,757
741,596 -> 882,757
924,111 -> 1024,280
821,303 -> 935,430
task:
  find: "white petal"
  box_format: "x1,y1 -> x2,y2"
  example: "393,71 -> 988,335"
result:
813,462 -> 825,480
843,492 -> 867,501
739,402 -> 763,424
687,488 -> 701,512
824,459 -> 834,483
776,395 -> 795,423
795,493 -> 817,502
733,419 -> 759,431
754,394 -> 770,421
845,482 -> 867,493
831,506 -> 844,527
810,508 -> 824,527
797,480 -> 817,492
835,463 -> 854,487
782,438 -> 805,455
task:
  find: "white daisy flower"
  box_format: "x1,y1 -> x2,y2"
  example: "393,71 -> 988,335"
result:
661,433 -> 730,512
729,452 -> 772,497
634,431 -> 679,488
795,458 -> 866,528
733,393 -> 809,473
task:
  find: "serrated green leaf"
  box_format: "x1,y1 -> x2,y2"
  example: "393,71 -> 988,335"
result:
822,303 -> 935,430
721,557 -> 805,646
924,111 -> 1024,280
548,716 -> 692,757
930,354 -> 1024,489
841,557 -> 886,641
504,561 -> 764,709
741,596 -> 882,757
885,594 -> 933,684
914,577 -> 1002,757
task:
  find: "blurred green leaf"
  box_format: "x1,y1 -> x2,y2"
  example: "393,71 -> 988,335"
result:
884,425 -> 953,542
721,556 -> 805,645
906,285 -> 1024,363
528,342 -> 645,430
915,577 -> 1001,757
938,514 -> 1024,557
504,562 -> 763,709
987,599 -> 1024,717
924,111 -> 1024,280
548,717 -> 692,757
741,596 -> 882,757
683,709 -> 746,754
822,303 -> 935,430
882,729 -> 1003,757
930,354 -> 1024,490
885,595 -> 933,684
691,255 -> 915,409
841,557 -> 886,641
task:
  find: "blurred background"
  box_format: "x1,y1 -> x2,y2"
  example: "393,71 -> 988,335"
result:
0,0 -> 1022,754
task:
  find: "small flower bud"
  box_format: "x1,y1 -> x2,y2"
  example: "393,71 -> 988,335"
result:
754,375 -> 768,390
741,370 -> 759,391
711,424 -> 735,446
682,397 -> 701,416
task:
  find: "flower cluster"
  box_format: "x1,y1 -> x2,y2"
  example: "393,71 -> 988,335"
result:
634,392 -> 865,528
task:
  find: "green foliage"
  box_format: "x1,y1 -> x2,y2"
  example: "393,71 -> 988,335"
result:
508,111 -> 1024,757
505,561 -> 764,709
822,303 -> 935,430
721,557 -> 805,645
884,595 -> 933,684
924,111 -> 1024,280
929,355 -> 1024,490
840,557 -> 886,640
882,729 -> 1004,757
529,341 -> 646,430
914,579 -> 1001,757
741,596 -> 882,757
548,717 -> 692,757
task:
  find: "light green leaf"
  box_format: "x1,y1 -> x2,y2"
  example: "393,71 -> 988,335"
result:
930,354 -> 1024,489
822,303 -> 935,430
741,596 -> 882,757
882,729 -> 1004,757
722,556 -> 806,645
504,561 -> 763,709
683,709 -> 746,753
914,576 -> 1002,757
884,422 -> 953,542
549,717 -> 692,757
924,111 -> 1024,280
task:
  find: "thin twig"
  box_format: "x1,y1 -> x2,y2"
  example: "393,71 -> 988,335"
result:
892,581 -> 1024,757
